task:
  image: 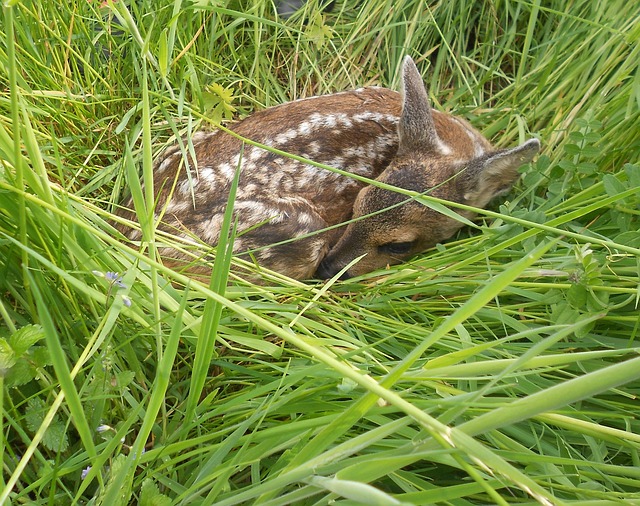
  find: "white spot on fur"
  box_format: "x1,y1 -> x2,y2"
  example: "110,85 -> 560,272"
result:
470,132 -> 487,157
218,162 -> 235,180
326,156 -> 345,168
374,134 -> 396,153
235,201 -> 284,224
353,112 -> 398,125
274,129 -> 298,145
308,112 -> 326,125
337,113 -> 353,129
239,183 -> 259,197
257,246 -> 274,260
310,113 -> 340,129
247,147 -> 264,162
297,212 -> 315,226
351,165 -> 373,176
156,152 -> 179,175
198,166 -> 217,184
343,145 -> 367,158
128,229 -> 142,241
308,141 -> 321,155
437,139 -> 453,155
233,238 -> 244,252
178,178 -> 195,195
200,216 -> 222,242
163,199 -> 191,215
191,130 -> 213,144
330,176 -> 359,193
298,121 -> 313,135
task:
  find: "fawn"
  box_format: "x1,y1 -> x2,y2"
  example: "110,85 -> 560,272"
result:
117,56 -> 539,280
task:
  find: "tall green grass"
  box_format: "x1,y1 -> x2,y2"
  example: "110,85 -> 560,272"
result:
1,0 -> 639,504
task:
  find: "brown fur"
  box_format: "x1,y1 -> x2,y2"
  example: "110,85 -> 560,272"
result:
116,56 -> 539,280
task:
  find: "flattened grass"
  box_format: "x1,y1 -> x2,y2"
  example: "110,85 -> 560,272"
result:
1,0 -> 639,504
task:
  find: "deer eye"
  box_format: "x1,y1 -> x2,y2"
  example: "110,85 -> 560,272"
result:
378,241 -> 414,255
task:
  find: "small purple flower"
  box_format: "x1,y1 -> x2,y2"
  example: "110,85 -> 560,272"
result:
81,466 -> 91,479
105,272 -> 126,288
94,270 -> 132,308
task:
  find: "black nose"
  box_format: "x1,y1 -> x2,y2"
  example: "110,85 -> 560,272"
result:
315,259 -> 334,280
315,260 -> 350,280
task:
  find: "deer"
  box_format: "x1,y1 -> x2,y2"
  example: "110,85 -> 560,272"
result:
116,56 -> 540,281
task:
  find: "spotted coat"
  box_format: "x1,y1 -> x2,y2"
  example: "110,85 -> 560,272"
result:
117,57 -> 539,280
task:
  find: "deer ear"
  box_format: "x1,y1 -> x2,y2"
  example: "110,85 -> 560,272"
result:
461,138 -> 540,207
398,56 -> 439,154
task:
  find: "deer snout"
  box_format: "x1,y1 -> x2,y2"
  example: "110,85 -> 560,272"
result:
315,258 -> 351,280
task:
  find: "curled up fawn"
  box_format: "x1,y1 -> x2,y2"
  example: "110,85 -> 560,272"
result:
116,56 -> 540,280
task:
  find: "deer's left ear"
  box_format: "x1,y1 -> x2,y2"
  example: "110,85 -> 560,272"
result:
461,138 -> 541,207
398,56 -> 440,155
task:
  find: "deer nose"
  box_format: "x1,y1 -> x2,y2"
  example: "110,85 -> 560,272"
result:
315,259 -> 334,279
315,259 -> 350,280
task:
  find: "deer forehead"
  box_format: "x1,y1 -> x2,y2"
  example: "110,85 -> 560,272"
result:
371,157 -> 463,196
350,198 -> 462,245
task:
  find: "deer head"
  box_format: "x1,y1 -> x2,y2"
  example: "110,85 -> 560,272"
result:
316,56 -> 540,279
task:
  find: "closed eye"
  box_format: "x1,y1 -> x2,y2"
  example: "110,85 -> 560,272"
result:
377,241 -> 414,255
